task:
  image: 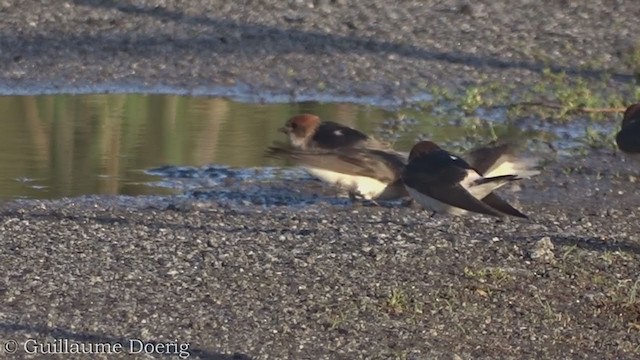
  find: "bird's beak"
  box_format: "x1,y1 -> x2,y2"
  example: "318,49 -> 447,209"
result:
278,126 -> 289,134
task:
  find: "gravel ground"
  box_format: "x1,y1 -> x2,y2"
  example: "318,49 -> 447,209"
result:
0,0 -> 638,100
1,155 -> 640,359
1,1 -> 640,359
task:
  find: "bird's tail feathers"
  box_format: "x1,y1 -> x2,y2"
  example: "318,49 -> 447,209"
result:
473,174 -> 521,185
469,174 -> 521,199
484,156 -> 541,179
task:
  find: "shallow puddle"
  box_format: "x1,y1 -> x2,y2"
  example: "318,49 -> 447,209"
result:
0,94 -> 609,200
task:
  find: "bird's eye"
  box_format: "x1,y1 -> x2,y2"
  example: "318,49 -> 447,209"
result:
290,123 -> 297,129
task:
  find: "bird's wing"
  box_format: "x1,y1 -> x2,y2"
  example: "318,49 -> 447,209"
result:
311,121 -> 370,149
465,142 -> 512,175
266,146 -> 403,183
402,162 -> 504,216
466,142 -> 540,178
480,192 -> 528,218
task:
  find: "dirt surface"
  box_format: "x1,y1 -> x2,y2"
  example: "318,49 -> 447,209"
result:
0,0 -> 638,100
1,154 -> 640,359
0,1 -> 639,359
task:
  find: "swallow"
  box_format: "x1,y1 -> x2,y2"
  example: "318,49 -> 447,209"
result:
616,104 -> 640,155
266,145 -> 407,200
402,141 -> 528,218
267,140 -> 540,202
278,113 -> 388,150
276,114 -> 539,203
279,113 -> 541,177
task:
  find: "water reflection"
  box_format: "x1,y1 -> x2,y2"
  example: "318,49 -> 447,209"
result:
0,95 -> 401,199
0,94 -> 545,200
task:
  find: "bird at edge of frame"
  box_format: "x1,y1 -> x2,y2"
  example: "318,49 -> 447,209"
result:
616,103 -> 640,157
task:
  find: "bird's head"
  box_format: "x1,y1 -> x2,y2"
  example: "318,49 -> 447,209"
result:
279,114 -> 321,148
622,103 -> 640,128
408,141 -> 441,161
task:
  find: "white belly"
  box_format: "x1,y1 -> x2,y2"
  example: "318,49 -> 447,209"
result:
405,186 -> 469,216
305,167 -> 389,200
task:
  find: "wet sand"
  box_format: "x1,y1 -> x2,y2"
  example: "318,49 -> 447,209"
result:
1,1 -> 639,359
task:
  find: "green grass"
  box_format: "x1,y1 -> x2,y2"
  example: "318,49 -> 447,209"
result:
385,288 -> 408,315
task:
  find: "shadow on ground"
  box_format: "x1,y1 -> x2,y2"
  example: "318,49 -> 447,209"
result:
1,0 -> 631,83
